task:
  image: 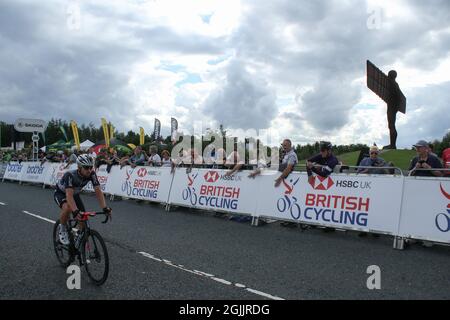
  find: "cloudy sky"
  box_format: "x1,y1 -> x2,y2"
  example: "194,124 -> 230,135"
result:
0,0 -> 449,148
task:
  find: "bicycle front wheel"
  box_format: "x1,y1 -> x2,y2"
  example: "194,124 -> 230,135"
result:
81,229 -> 109,286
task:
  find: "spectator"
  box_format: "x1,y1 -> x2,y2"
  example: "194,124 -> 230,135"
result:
120,146 -> 145,168
161,150 -> 173,167
306,141 -> 339,178
147,145 -> 162,167
105,148 -> 120,173
408,140 -> 443,177
357,145 -> 388,174
275,139 -> 298,187
95,148 -> 109,169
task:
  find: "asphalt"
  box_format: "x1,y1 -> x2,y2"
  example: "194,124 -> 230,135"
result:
0,181 -> 449,300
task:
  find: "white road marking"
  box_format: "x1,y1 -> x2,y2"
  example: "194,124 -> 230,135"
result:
246,288 -> 284,300
21,211 -> 285,300
0,202 -> 6,205
138,251 -> 285,300
22,211 -> 55,224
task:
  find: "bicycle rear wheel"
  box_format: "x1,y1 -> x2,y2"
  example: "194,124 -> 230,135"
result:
81,229 -> 109,286
53,220 -> 74,268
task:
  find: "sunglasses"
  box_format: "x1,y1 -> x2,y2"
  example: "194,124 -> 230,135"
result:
370,152 -> 378,155
82,166 -> 93,170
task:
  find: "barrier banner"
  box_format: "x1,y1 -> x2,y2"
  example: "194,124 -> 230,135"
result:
83,165 -> 111,194
254,171 -> 404,234
43,163 -> 77,186
107,166 -> 173,203
398,177 -> 450,244
19,162 -> 49,184
3,162 -> 25,181
168,168 -> 258,215
0,163 -> 7,179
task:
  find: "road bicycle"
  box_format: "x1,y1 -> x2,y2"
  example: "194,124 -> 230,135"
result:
53,211 -> 111,286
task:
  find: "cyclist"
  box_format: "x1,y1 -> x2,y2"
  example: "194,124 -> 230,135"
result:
54,154 -> 112,245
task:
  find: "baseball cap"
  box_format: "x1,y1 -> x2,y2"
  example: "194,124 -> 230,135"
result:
413,140 -> 429,148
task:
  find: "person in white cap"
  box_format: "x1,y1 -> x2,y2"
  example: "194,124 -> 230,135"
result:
357,145 -> 388,174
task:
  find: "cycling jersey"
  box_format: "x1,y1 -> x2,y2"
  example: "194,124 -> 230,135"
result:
56,169 -> 100,194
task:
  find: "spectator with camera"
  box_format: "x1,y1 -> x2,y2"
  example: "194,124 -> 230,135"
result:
357,145 -> 388,174
408,140 -> 443,177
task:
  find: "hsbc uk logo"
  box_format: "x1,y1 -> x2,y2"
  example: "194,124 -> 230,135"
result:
203,170 -> 242,183
137,168 -> 147,178
308,176 -> 334,190
308,176 -> 371,190
204,171 -> 219,183
435,183 -> 450,233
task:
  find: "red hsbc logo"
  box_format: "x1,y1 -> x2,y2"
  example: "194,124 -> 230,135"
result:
204,171 -> 220,183
137,168 -> 147,178
308,176 -> 334,190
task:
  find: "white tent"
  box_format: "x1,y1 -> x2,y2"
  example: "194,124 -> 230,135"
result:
78,139 -> 95,151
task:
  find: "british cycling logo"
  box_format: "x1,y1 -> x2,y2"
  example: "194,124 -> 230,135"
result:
183,172 -> 241,210
122,167 -> 159,199
435,183 -> 450,233
183,173 -> 199,205
308,175 -> 334,191
277,177 -> 301,220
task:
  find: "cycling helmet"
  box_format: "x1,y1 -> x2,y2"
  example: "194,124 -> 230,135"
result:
319,141 -> 332,151
76,154 -> 94,167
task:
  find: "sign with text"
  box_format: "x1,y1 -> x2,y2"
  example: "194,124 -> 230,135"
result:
169,168 -> 258,215
255,171 -> 404,234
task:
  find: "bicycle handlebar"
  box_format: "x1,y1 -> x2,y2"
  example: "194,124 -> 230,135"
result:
76,211 -> 112,224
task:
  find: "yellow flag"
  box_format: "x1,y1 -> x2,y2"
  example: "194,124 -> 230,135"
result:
139,127 -> 145,145
70,120 -> 80,150
101,118 -> 110,147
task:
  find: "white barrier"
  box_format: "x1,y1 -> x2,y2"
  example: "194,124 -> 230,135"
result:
2,162 -> 449,247
168,168 -> 258,215
254,171 -> 404,235
3,162 -> 26,181
19,162 -> 49,184
107,165 -> 173,203
398,177 -> 450,243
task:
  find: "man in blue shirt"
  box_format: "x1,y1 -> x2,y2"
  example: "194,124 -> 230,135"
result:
306,141 -> 339,177
408,140 -> 443,177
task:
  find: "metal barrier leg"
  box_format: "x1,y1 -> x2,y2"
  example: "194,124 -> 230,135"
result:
393,236 -> 405,250
251,217 -> 259,227
165,204 -> 171,212
109,194 -> 115,201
